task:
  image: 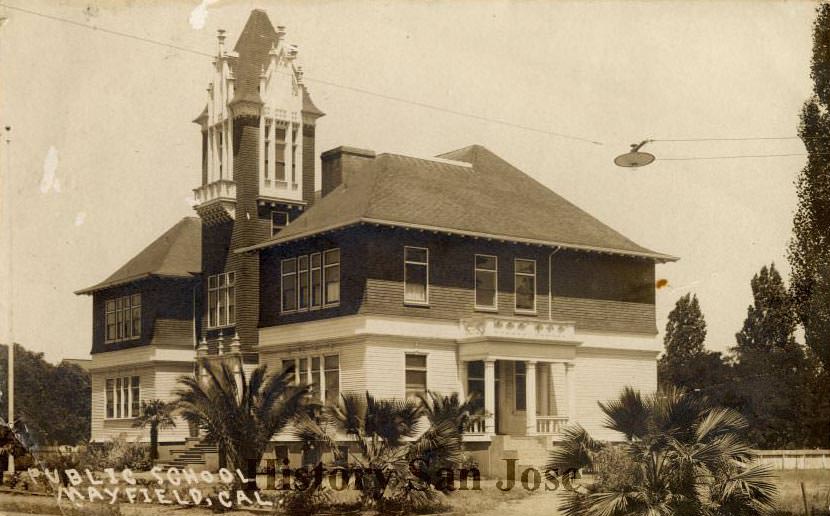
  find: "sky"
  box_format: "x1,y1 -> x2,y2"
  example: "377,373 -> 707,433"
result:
0,0 -> 818,362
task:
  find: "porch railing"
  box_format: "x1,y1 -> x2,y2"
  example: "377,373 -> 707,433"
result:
465,418 -> 486,434
536,416 -> 568,435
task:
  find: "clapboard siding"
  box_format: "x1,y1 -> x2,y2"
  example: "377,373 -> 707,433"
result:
572,349 -> 658,441
259,340 -> 367,394
363,337 -> 458,399
91,363 -> 192,443
551,297 -> 657,334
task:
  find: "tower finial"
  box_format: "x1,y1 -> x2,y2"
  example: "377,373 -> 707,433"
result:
276,25 -> 286,43
217,29 -> 226,55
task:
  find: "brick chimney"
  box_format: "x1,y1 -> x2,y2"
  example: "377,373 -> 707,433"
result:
320,146 -> 376,197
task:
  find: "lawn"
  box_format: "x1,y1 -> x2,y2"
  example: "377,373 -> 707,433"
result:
775,469 -> 830,515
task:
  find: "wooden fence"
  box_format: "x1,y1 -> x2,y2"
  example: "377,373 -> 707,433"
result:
754,450 -> 830,470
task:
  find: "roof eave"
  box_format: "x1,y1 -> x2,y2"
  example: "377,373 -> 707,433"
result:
234,218 -> 679,262
75,272 -> 200,296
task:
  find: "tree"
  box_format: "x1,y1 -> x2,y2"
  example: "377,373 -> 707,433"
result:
132,399 -> 176,462
658,294 -> 728,393
174,360 -> 308,489
0,343 -> 90,445
295,391 -> 465,512
789,2 -> 830,448
732,263 -> 809,447
547,387 -> 778,516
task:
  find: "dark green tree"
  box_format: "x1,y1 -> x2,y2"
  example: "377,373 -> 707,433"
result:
732,264 -> 809,447
0,343 -> 90,446
788,2 -> 830,447
132,399 -> 176,462
658,294 -> 727,393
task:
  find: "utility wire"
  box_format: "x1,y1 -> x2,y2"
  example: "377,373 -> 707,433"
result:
660,153 -> 809,161
0,2 -> 603,145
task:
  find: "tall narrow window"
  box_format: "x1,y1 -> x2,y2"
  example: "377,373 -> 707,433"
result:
130,294 -> 141,337
115,377 -> 122,418
274,127 -> 286,181
282,359 -> 296,385
217,129 -> 224,179
310,253 -> 322,309
514,362 -> 526,411
281,258 -> 298,312
298,256 -> 310,310
207,272 -> 235,327
404,247 -> 429,304
116,298 -> 124,340
514,259 -> 536,312
475,254 -> 498,309
263,122 -> 271,179
323,249 -> 340,305
405,354 -> 427,399
106,379 -> 114,419
467,361 -> 485,400
299,358 -> 308,384
291,125 -> 299,185
105,300 -> 117,342
311,356 -> 321,399
324,355 -> 340,403
130,376 -> 140,417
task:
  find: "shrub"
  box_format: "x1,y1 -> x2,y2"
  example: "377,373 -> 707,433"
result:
83,437 -> 152,471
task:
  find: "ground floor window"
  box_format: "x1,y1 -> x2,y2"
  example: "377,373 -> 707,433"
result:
281,354 -> 340,403
514,362 -> 526,411
467,361 -> 485,399
405,353 -> 427,399
105,375 -> 140,419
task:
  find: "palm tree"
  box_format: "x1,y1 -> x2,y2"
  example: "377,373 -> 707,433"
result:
546,386 -> 778,516
132,399 -> 176,462
294,391 -> 464,510
418,391 -> 483,434
174,360 -> 308,489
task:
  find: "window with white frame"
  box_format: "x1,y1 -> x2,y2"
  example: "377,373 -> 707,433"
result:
405,353 -> 427,399
105,376 -> 140,419
467,361 -> 485,400
324,355 -> 340,403
404,247 -> 428,304
271,211 -> 289,236
282,249 -> 340,313
475,254 -> 498,309
264,122 -> 271,179
280,354 -> 340,403
208,272 -> 236,328
514,259 -> 536,312
105,294 -> 141,343
323,249 -> 340,305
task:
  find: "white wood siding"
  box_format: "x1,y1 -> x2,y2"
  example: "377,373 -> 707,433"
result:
364,337 -> 458,399
572,349 -> 658,441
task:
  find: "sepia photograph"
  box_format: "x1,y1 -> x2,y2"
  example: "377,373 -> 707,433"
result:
0,1 -> 828,515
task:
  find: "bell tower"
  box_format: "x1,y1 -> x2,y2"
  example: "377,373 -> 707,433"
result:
192,10 -> 323,361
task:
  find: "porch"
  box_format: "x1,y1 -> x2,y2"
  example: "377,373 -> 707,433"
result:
457,316 -> 578,439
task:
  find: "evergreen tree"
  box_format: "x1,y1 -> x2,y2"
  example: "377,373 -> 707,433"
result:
732,264 -> 809,448
789,2 -> 830,448
659,293 -> 712,389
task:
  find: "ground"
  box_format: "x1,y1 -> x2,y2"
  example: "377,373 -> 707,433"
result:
0,469 -> 827,515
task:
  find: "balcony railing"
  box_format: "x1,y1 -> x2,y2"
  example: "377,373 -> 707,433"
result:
536,416 -> 568,435
465,418 -> 486,434
193,179 -> 236,205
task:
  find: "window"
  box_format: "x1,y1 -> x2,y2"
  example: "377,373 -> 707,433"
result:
311,356 -> 321,397
282,358 -> 296,385
324,355 -> 340,403
291,126 -> 299,185
323,249 -> 340,305
105,376 -> 140,419
514,259 -> 536,312
281,258 -> 298,312
514,362 -> 526,411
405,353 -> 427,399
467,361 -> 484,399
217,128 -> 224,179
208,272 -> 236,327
274,127 -> 286,181
105,294 -> 141,343
310,253 -> 322,308
404,247 -> 428,304
281,249 -> 339,313
298,256 -> 310,310
271,211 -> 289,236
475,255 -> 498,309
264,122 -> 271,178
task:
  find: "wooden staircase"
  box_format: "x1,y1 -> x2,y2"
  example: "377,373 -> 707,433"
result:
156,438 -> 218,471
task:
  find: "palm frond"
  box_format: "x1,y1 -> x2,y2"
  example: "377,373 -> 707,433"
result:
599,387 -> 650,440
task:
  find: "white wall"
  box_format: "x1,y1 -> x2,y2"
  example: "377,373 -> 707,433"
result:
364,337 -> 459,399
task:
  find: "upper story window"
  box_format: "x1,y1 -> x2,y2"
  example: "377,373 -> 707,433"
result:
208,272 -> 236,328
514,258 -> 536,313
404,246 -> 429,305
405,353 -> 427,399
281,248 -> 339,313
264,122 -> 271,178
105,294 -> 141,343
475,254 -> 498,310
105,375 -> 140,419
217,128 -> 224,179
271,211 -> 289,236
